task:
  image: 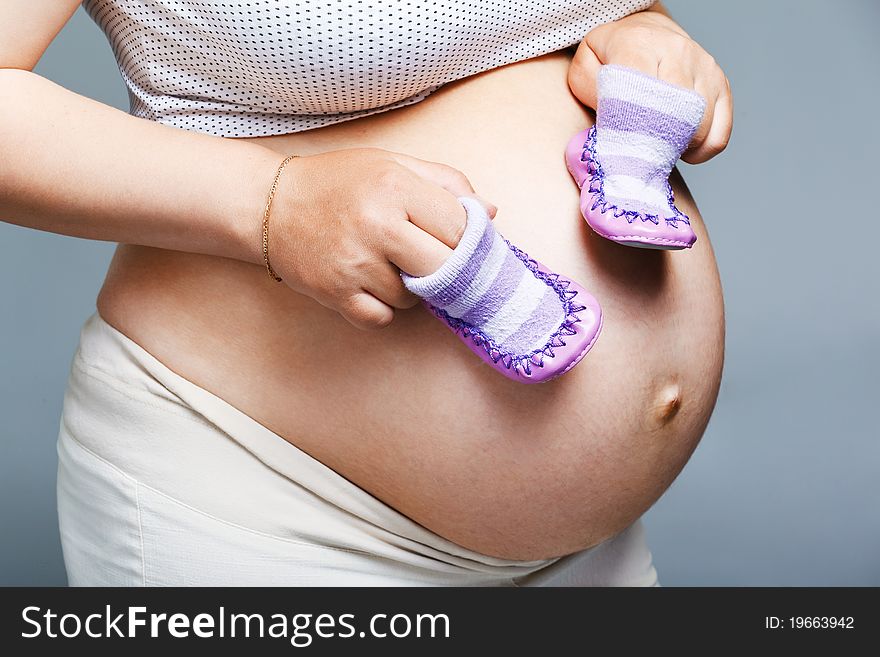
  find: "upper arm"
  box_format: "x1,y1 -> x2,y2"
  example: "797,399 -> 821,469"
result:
0,0 -> 82,70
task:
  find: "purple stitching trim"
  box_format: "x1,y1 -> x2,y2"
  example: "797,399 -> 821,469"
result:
425,241 -> 587,379
580,126 -> 690,227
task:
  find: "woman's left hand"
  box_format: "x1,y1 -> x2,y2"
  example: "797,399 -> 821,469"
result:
567,7 -> 733,164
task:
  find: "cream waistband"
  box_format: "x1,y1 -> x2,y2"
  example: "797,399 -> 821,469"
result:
65,312 -> 569,581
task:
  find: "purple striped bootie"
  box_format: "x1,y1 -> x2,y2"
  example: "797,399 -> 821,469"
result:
401,197 -> 602,383
565,65 -> 706,249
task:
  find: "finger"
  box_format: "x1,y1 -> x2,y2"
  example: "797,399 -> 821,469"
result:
587,24 -> 671,79
341,292 -> 395,330
470,194 -> 498,219
388,153 -> 497,217
390,154 -> 474,195
655,54 -> 709,148
682,76 -> 732,164
362,262 -> 420,309
683,85 -> 716,160
387,220 -> 452,277
567,38 -> 602,109
401,177 -> 468,250
655,48 -> 697,89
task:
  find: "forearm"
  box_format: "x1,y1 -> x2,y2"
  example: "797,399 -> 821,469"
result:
0,69 -> 281,264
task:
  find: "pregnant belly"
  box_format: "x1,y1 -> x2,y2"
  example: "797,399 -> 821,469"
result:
97,51 -> 724,560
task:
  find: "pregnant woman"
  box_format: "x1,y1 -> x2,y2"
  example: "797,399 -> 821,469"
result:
1,0 -> 728,585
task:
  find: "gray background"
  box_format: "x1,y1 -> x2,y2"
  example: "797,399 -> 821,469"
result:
1,1 -> 877,585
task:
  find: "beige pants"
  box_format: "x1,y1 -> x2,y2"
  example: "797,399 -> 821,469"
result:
57,313 -> 659,586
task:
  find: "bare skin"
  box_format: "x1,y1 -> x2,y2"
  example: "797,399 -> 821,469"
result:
99,52 -> 724,560
2,3 -> 724,560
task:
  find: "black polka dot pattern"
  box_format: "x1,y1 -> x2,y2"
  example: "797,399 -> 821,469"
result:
83,0 -> 652,137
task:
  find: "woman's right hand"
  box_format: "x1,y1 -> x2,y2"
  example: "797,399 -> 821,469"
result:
269,147 -> 496,330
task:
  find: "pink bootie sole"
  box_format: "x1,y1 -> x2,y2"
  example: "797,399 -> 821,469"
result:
565,127 -> 697,250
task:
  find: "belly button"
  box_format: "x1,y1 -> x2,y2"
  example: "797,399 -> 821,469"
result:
652,383 -> 682,427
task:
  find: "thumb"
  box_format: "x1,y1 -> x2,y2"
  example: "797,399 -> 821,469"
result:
568,38 -> 603,109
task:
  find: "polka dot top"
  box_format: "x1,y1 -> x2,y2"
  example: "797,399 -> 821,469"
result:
82,0 -> 652,137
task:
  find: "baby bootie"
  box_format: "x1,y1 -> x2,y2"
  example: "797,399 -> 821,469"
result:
565,65 -> 706,249
401,197 -> 602,383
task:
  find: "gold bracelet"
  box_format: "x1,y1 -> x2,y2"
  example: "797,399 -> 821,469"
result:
261,154 -> 298,282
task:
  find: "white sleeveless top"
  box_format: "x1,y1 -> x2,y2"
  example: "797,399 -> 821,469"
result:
82,0 -> 651,137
